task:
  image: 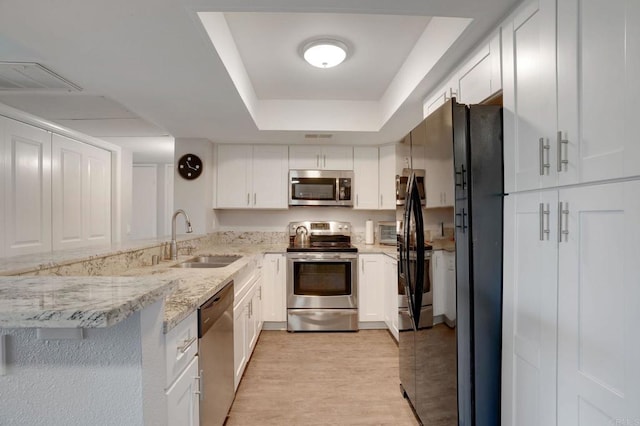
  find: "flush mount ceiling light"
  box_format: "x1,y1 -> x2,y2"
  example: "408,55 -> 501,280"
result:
302,39 -> 348,69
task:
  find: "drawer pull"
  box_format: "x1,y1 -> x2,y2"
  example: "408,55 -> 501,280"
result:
178,336 -> 197,354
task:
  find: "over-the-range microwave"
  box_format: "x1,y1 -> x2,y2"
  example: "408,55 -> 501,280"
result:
289,170 -> 353,207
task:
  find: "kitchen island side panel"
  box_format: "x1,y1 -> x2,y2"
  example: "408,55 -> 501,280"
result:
0,300 -> 165,426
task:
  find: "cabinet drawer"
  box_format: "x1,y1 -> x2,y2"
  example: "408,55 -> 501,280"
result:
165,311 -> 198,388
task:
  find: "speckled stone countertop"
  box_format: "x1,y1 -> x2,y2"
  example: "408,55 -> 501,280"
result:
0,238 -> 419,333
0,276 -> 178,328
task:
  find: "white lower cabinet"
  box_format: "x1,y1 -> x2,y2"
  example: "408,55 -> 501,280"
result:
233,271 -> 263,390
383,255 -> 398,341
502,180 -> 640,425
165,311 -> 199,426
358,254 -> 385,323
166,356 -> 200,426
261,254 -> 286,323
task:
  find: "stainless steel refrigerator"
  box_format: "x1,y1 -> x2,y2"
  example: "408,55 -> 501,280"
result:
397,98 -> 503,425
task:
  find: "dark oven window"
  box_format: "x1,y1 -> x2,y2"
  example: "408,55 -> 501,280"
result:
293,262 -> 351,296
291,178 -> 336,200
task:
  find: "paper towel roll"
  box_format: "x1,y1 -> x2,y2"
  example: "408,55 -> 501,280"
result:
365,220 -> 374,244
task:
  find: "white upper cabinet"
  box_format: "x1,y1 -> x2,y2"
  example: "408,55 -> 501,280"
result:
423,77 -> 458,119
502,0 -> 558,192
216,144 -> 288,209
353,147 -> 379,210
557,0 -> 640,184
457,32 -> 502,105
56,135 -> 112,248
378,144 -> 396,210
52,134 -> 112,250
289,145 -> 353,170
1,117 -> 52,256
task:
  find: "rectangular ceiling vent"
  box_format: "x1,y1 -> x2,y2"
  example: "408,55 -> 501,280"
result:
304,133 -> 333,139
0,62 -> 82,91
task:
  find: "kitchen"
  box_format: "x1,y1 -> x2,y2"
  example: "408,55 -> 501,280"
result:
1,0 -> 639,425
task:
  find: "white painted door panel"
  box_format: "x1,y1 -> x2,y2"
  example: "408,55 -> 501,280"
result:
458,49 -> 492,105
166,355 -> 199,426
2,118 -> 51,256
52,136 -> 83,249
557,0 -> 640,185
502,191 -> 558,426
358,254 -> 384,322
216,144 -> 251,208
378,145 -> 396,210
502,0 -> 557,192
557,181 -> 640,425
251,145 -> 288,209
85,145 -> 111,245
288,145 -> 321,169
323,146 -> 353,170
262,254 -> 286,322
353,147 -> 379,209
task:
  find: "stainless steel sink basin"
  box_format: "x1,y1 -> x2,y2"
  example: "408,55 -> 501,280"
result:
171,255 -> 242,269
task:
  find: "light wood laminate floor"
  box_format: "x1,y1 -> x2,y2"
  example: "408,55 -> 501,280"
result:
226,330 -> 419,425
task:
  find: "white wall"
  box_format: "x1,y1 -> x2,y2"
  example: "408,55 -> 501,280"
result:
173,138 -> 215,235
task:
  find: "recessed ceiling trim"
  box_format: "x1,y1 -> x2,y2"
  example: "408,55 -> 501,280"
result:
197,12 -> 471,132
0,62 -> 82,91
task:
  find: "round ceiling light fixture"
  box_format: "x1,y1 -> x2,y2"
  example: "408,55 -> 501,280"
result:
302,39 -> 348,69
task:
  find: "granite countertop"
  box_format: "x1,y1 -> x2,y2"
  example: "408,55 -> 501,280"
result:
0,276 -> 178,328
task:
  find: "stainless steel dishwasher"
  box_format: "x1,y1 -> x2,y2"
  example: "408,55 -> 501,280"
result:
198,280 -> 234,426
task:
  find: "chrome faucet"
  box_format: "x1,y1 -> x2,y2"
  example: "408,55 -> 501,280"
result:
170,209 -> 193,260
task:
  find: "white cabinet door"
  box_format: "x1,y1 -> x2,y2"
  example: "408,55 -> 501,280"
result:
502,0 -> 558,193
423,76 -> 458,119
52,134 -> 111,249
52,134 -> 85,248
557,181 -> 640,426
251,145 -> 288,209
457,46 -> 493,105
378,145 -> 396,210
323,146 -> 353,170
383,255 -> 398,341
262,254 -> 286,322
288,145 -> 322,169
423,115 -> 454,209
248,282 -> 262,353
358,254 -> 384,322
1,117 -> 52,256
233,297 -> 249,391
557,0 -> 640,185
353,147 -> 379,210
216,144 -> 251,208
166,355 -> 200,426
289,145 -> 353,170
84,143 -> 111,246
502,190 -> 559,426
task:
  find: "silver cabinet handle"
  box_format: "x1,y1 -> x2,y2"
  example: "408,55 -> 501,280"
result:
356,194 -> 359,206
323,155 -> 326,168
178,336 -> 197,354
557,131 -> 569,172
380,194 -> 383,206
254,193 -> 257,205
539,203 -> 550,241
276,257 -> 279,273
247,193 -> 250,206
558,202 -> 569,242
316,154 -> 320,168
539,137 -> 550,175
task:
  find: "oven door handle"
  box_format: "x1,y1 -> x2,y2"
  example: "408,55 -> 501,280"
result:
287,255 -> 357,261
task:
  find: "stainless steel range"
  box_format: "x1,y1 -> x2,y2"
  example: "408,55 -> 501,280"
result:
286,221 -> 358,331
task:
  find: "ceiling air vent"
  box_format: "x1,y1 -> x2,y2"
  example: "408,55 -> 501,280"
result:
304,134 -> 333,139
0,62 -> 82,91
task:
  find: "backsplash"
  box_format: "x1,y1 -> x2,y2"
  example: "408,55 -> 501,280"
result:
208,231 -> 288,245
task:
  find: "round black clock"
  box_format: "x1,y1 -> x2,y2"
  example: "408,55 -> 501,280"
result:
177,154 -> 203,180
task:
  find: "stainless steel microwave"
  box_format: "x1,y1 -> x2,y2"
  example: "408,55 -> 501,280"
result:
289,170 -> 353,207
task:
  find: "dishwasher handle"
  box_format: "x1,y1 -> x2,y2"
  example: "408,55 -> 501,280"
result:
198,280 -> 234,338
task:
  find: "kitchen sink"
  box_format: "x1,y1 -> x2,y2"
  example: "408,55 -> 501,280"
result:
171,255 -> 242,269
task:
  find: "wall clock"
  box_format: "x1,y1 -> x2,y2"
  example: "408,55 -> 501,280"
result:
177,154 -> 203,180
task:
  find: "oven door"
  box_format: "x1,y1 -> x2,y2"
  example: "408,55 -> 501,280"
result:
287,253 -> 357,309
